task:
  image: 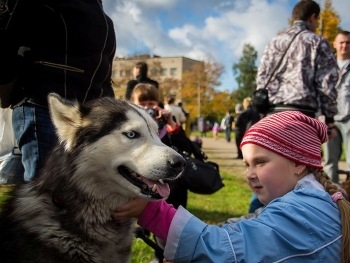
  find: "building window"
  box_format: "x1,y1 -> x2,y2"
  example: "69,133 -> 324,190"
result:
170,68 -> 177,76
161,68 -> 167,76
151,68 -> 158,76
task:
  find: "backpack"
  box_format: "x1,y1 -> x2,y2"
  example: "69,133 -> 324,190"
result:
224,115 -> 233,128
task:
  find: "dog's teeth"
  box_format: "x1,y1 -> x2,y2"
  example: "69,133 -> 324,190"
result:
159,179 -> 164,184
152,184 -> 157,192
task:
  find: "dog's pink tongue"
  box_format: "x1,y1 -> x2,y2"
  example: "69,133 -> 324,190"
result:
155,183 -> 170,198
142,178 -> 170,198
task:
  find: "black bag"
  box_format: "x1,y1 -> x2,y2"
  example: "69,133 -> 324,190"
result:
252,30 -> 304,115
252,88 -> 269,115
182,156 -> 224,194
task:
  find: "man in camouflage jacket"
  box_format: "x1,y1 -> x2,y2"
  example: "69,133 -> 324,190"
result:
256,0 -> 338,129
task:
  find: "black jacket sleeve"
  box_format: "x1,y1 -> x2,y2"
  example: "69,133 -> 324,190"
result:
0,2 -> 18,85
125,80 -> 138,100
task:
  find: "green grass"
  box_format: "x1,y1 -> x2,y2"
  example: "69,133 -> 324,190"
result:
187,171 -> 251,222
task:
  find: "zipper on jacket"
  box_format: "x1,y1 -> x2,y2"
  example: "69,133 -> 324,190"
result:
34,61 -> 84,73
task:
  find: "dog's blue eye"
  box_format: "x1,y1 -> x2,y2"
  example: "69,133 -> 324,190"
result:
123,131 -> 139,139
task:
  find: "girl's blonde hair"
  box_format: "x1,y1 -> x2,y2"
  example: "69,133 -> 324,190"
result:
131,83 -> 159,103
313,169 -> 350,263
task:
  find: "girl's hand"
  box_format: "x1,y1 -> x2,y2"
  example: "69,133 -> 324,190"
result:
112,197 -> 149,221
154,106 -> 172,123
154,106 -> 177,130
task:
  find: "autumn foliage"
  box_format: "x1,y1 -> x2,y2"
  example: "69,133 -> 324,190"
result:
180,61 -> 234,122
317,0 -> 341,44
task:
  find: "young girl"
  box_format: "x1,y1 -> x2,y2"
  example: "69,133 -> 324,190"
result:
212,122 -> 220,140
113,111 -> 350,262
130,83 -> 179,141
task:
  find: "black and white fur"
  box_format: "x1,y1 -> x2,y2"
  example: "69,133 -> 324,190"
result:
0,93 -> 185,263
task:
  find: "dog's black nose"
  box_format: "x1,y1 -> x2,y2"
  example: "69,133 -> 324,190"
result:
168,155 -> 186,171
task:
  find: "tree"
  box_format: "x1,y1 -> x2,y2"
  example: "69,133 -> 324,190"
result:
159,77 -> 181,103
232,43 -> 258,103
181,61 -> 226,123
208,91 -> 234,122
317,0 -> 341,44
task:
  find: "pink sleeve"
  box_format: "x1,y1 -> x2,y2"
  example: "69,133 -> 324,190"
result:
137,199 -> 176,240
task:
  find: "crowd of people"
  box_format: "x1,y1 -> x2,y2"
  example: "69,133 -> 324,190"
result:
1,0 -> 350,262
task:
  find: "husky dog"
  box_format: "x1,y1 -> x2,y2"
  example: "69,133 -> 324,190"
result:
0,94 -> 185,263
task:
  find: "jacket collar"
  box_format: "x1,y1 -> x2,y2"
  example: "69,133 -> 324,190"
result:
292,20 -> 312,31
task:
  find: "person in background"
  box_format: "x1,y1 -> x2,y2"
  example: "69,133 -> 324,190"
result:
177,101 -> 189,119
212,122 -> 220,140
0,0 -> 116,183
323,30 -> 350,183
125,61 -> 159,100
164,97 -> 186,125
177,101 -> 191,136
234,97 -> 261,159
221,110 -> 234,143
130,84 -> 181,155
235,103 -> 243,115
256,0 -> 338,132
113,111 -> 350,262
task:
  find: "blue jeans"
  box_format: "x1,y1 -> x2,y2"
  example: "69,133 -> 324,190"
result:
323,120 -> 350,183
12,105 -> 57,182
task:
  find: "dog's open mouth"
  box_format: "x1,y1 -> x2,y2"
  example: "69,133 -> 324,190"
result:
118,166 -> 170,199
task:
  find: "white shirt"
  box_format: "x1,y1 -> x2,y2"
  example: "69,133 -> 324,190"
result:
164,104 -> 186,125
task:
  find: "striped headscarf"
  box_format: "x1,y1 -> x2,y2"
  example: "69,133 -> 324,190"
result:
240,111 -> 328,169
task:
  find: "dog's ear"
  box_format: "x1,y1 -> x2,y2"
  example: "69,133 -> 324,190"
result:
48,93 -> 86,151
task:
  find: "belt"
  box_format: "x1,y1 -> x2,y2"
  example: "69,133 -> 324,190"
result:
268,105 -> 316,118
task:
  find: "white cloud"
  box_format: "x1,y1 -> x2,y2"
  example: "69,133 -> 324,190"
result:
168,25 -> 197,47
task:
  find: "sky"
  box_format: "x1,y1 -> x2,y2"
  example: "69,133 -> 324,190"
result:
104,0 -> 350,92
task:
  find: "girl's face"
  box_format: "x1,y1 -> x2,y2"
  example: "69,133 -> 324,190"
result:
132,98 -> 158,109
242,144 -> 301,205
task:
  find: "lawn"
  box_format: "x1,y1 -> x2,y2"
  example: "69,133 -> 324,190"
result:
0,134 -> 252,263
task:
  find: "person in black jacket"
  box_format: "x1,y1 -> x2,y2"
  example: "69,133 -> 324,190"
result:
235,97 -> 261,159
0,0 -> 116,182
125,61 -> 159,100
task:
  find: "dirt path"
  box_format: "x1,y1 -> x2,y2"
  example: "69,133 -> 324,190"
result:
190,135 -> 247,180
